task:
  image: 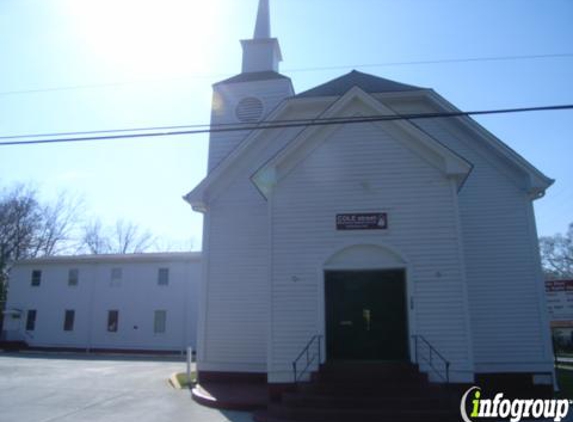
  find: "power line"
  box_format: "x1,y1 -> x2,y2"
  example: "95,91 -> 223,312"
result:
0,123 -> 210,141
1,104 -> 572,147
1,53 -> 572,97
0,74 -> 221,97
0,113 -> 354,140
286,53 -> 573,73
0,111 -> 434,141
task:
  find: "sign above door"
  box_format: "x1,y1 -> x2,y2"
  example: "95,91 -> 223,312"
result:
336,213 -> 388,231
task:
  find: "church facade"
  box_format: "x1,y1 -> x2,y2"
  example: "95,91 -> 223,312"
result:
186,0 -> 554,389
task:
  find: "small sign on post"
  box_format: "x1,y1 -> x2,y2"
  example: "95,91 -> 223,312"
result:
336,213 -> 388,231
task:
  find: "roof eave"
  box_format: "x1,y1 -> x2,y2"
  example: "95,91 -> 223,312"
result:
424,90 -> 554,193
183,98 -> 296,208
13,252 -> 202,266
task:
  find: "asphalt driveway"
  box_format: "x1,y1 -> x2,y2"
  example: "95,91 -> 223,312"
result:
0,352 -> 253,422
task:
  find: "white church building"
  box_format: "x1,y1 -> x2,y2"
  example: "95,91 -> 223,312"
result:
185,0 -> 554,395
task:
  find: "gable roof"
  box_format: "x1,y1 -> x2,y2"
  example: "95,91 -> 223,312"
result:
252,86 -> 473,199
186,71 -> 553,210
185,86 -> 473,211
297,70 -> 422,98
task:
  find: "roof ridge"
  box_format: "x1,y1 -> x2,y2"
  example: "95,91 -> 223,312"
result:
297,69 -> 422,98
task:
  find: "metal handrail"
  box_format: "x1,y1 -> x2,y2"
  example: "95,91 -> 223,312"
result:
292,335 -> 322,383
412,335 -> 450,384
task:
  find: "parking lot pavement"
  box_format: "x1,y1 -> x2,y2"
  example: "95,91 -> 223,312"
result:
0,353 -> 253,422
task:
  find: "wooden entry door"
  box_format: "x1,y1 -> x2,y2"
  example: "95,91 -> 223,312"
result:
325,269 -> 408,361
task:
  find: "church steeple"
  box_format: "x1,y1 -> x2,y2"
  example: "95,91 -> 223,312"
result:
206,0 -> 293,172
254,0 -> 271,39
241,0 -> 282,73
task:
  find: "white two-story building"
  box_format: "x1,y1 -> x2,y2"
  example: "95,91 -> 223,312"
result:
2,252 -> 200,353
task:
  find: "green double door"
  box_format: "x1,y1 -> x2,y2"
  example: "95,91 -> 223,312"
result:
325,269 -> 409,361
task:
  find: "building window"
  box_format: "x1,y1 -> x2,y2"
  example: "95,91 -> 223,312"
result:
63,310 -> 75,331
110,268 -> 122,287
158,268 -> 169,286
154,310 -> 166,334
107,310 -> 119,332
31,270 -> 42,286
68,269 -> 79,287
26,310 -> 37,331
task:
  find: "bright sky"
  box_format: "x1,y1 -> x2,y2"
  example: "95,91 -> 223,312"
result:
0,0 -> 572,251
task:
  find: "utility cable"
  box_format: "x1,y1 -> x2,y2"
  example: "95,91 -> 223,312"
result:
0,104 -> 571,147
1,53 -> 572,97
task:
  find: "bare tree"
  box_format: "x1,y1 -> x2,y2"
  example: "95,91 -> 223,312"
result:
0,185 -> 39,302
152,237 -> 194,252
80,219 -> 155,255
539,222 -> 573,280
81,219 -> 111,255
33,191 -> 85,256
0,182 -> 159,303
114,219 -> 154,254
0,185 -> 41,264
0,184 -> 84,301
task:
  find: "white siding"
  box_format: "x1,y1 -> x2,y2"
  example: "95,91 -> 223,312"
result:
269,121 -> 474,382
392,108 -> 553,372
197,89 -> 552,381
3,255 -> 200,352
5,265 -> 92,347
198,119 -> 322,372
208,78 -> 294,172
202,179 -> 269,369
198,123 -> 308,372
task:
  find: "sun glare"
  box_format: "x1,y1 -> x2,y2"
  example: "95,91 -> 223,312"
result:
66,0 -> 224,78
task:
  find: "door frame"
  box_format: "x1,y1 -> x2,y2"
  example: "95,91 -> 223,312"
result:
324,268 -> 409,361
317,243 -> 416,364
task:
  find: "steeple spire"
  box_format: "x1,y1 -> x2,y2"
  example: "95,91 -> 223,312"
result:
241,0 -> 282,73
254,0 -> 271,39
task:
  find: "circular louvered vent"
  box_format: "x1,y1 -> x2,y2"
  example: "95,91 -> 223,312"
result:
235,97 -> 264,123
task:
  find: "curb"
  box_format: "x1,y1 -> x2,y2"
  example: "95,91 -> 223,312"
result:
168,372 -> 184,389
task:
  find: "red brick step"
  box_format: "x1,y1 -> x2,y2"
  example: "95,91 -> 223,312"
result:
253,362 -> 459,422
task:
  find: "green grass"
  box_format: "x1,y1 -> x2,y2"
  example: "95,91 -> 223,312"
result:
175,371 -> 197,388
556,366 -> 573,399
